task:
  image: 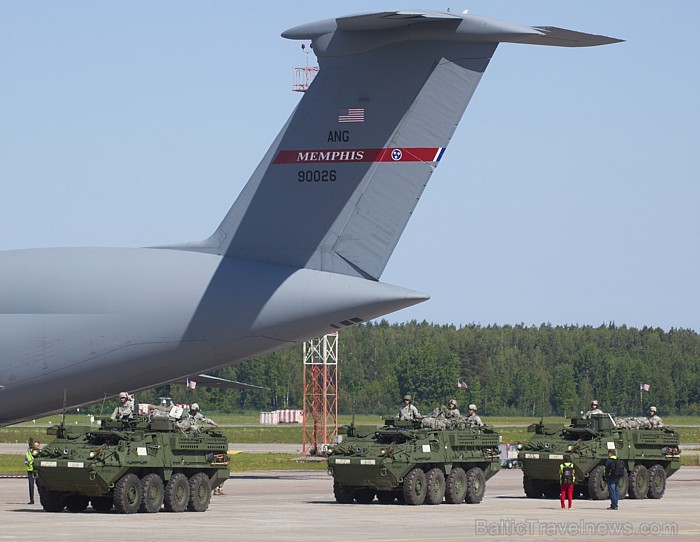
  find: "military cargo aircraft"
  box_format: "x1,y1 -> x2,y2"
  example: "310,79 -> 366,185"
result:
0,10 -> 621,424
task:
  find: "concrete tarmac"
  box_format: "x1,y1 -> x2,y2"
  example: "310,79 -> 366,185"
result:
1,468 -> 698,541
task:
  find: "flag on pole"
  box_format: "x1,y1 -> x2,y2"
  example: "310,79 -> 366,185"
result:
457,379 -> 468,389
187,379 -> 197,390
640,383 -> 650,392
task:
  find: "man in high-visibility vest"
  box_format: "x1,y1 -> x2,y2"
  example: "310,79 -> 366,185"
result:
559,454 -> 576,509
25,440 -> 40,505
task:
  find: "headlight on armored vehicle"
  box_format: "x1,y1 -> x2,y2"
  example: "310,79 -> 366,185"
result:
379,449 -> 386,456
517,443 -> 523,450
88,451 -> 96,459
567,445 -> 573,452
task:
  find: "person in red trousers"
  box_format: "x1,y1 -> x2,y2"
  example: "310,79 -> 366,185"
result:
559,454 -> 576,509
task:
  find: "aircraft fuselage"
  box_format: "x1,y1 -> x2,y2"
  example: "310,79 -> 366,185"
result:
0,247 -> 426,424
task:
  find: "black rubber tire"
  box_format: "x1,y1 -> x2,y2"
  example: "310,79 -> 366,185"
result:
587,465 -> 609,500
402,468 -> 427,505
445,467 -> 467,503
140,473 -> 164,513
164,473 -> 190,512
187,472 -> 212,512
91,496 -> 113,512
39,487 -> 66,513
376,491 -> 395,504
333,480 -> 354,504
647,465 -> 666,499
523,474 -> 544,498
618,469 -> 629,500
65,495 -> 89,513
628,464 -> 649,499
114,473 -> 142,514
465,467 -> 486,504
425,468 -> 445,505
353,488 -> 375,504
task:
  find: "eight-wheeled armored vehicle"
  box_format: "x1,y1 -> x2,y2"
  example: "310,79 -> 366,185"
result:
328,417 -> 501,505
33,416 -> 229,513
518,413 -> 681,500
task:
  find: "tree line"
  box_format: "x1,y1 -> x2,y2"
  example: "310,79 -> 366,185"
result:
127,321 -> 700,418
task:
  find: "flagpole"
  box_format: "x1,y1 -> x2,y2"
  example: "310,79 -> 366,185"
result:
639,384 -> 642,416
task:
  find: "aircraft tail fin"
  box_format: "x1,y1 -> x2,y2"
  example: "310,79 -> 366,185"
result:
172,11 -> 620,281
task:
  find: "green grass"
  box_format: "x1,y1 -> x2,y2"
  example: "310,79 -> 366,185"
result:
230,453 -> 326,471
0,455 -> 26,475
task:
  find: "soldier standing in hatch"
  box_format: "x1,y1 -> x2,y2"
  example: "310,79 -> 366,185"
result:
648,406 -> 664,427
110,392 -> 134,420
398,394 -> 420,420
467,404 -> 483,427
445,399 -> 461,418
25,439 -> 40,504
187,403 -> 219,427
583,400 -> 603,419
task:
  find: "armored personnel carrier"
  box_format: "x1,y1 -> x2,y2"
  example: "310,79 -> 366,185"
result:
33,415 -> 230,513
518,413 -> 681,500
327,417 -> 501,505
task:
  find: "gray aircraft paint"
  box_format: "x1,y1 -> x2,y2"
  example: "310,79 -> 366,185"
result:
0,10 -> 620,425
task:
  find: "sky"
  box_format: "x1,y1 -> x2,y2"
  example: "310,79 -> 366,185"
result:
1,1 -> 698,332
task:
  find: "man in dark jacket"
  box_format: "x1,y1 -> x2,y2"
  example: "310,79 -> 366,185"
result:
604,448 -> 620,510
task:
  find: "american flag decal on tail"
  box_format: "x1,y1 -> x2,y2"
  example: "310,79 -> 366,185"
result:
338,108 -> 365,123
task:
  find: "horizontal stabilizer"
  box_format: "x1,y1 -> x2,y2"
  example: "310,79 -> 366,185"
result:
527,27 -> 624,47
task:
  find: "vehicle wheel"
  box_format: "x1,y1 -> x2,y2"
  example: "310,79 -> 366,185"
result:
333,480 -> 354,504
647,465 -> 666,499
402,468 -> 427,505
465,467 -> 486,504
354,488 -> 375,504
140,473 -> 164,513
425,468 -> 445,505
445,467 -> 467,503
618,469 -> 629,500
628,464 -> 649,499
376,491 -> 395,504
91,496 -> 113,512
523,474 -> 544,498
113,473 -> 142,514
65,495 -> 89,513
587,465 -> 609,500
39,487 -> 66,512
164,473 -> 190,512
187,472 -> 212,512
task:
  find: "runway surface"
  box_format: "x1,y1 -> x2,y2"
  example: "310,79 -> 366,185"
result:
1,468 -> 698,541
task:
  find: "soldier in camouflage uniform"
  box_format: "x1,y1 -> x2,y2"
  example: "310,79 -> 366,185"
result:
398,394 -> 421,420
648,406 -> 664,427
467,404 -> 483,427
445,399 -> 461,418
110,392 -> 134,420
583,400 -> 603,419
186,403 -> 219,428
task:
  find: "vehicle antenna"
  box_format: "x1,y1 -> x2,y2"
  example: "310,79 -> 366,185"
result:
99,393 -> 107,417
62,388 -> 67,426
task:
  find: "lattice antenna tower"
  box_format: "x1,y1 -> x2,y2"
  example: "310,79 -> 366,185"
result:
302,332 -> 339,455
293,42 -> 319,92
